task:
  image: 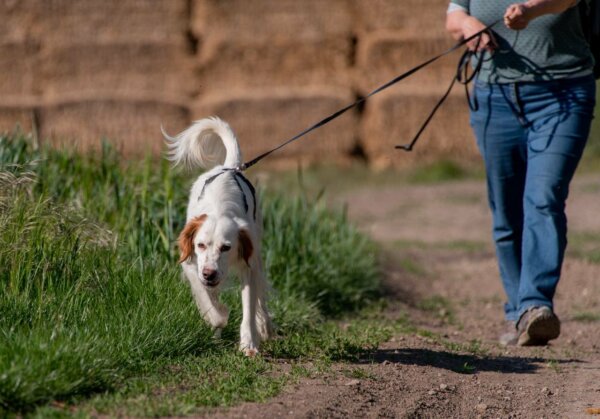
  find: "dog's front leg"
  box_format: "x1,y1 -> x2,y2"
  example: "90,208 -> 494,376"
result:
182,262 -> 229,334
240,270 -> 259,357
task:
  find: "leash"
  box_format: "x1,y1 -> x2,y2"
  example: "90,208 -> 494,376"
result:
238,19 -> 501,171
396,39 -> 487,151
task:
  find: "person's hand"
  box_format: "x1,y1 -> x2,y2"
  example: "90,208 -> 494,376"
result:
462,16 -> 496,52
504,3 -> 534,30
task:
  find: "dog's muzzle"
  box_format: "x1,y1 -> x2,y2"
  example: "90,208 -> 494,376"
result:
201,268 -> 219,287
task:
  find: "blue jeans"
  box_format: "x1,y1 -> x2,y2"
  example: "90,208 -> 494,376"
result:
470,75 -> 596,322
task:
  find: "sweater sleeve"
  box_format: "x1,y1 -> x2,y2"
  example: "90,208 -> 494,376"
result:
447,0 -> 469,13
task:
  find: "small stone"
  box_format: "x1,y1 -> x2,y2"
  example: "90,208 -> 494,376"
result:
428,390 -> 436,395
382,360 -> 392,366
345,379 -> 360,386
476,403 -> 488,412
440,383 -> 448,391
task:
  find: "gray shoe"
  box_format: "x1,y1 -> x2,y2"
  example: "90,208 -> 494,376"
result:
499,320 -> 518,346
516,306 -> 560,346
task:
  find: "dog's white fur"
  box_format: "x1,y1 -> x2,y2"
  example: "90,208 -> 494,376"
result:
164,117 -> 273,356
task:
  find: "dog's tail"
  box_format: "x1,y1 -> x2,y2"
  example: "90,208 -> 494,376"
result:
163,117 -> 242,170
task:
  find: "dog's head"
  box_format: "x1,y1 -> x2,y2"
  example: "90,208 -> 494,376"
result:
178,214 -> 254,287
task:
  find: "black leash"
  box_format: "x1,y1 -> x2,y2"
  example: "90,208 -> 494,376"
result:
396,38 -> 487,151
238,19 -> 501,171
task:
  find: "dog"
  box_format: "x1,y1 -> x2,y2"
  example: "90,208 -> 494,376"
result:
164,117 -> 273,356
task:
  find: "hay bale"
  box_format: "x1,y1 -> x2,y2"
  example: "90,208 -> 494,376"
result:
0,105 -> 36,135
0,41 -> 39,96
39,99 -> 190,156
39,41 -> 194,100
32,0 -> 188,44
361,88 -> 478,168
193,0 -> 352,42
356,31 -> 457,94
0,0 -> 37,42
197,37 -> 352,92
192,88 -> 358,164
354,0 -> 450,36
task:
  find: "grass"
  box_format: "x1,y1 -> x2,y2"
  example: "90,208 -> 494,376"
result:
571,311 -> 600,322
416,296 -> 457,325
259,159 -> 485,201
392,238 -> 490,254
0,131 -> 384,417
566,231 -> 600,263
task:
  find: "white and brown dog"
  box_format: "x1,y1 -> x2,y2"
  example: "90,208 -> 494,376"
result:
164,117 -> 273,356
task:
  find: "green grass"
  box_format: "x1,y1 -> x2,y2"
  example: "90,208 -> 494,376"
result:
571,311 -> 600,322
578,81 -> 600,170
406,160 -> 473,184
0,131 -> 383,416
392,238 -> 489,254
566,231 -> 600,263
416,296 -> 457,325
260,159 -> 485,201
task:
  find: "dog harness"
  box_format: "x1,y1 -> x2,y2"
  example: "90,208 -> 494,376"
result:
198,169 -> 257,220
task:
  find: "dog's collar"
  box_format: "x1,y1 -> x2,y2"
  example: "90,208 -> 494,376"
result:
198,169 -> 257,221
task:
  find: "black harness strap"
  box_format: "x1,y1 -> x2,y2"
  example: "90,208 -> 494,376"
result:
234,171 -> 257,221
231,171 -> 249,213
198,169 -> 257,221
198,171 -> 225,201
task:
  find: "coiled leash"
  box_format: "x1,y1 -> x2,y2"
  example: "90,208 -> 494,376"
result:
396,36 -> 488,152
237,19 -> 501,171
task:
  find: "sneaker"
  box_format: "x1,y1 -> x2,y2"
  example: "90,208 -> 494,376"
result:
499,320 -> 518,346
516,306 -> 561,346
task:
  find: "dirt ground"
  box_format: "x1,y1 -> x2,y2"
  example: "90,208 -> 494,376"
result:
212,173 -> 600,419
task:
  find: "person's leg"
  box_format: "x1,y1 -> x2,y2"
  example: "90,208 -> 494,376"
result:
470,82 -> 528,322
518,76 -> 596,317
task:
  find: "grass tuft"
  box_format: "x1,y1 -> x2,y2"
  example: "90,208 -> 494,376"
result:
0,131 -> 382,415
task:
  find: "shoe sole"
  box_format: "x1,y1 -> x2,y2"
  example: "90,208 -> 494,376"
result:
517,310 -> 560,346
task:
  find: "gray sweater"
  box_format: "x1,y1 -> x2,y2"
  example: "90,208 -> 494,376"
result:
448,0 -> 594,83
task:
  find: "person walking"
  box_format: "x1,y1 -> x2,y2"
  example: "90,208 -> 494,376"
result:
445,0 -> 596,346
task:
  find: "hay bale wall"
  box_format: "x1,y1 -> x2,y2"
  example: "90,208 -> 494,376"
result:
0,0 -> 477,167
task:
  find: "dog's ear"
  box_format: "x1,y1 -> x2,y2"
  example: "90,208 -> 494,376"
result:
178,215 -> 207,263
238,229 -> 254,265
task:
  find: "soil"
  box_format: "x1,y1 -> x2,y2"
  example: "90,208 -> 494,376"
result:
211,174 -> 600,419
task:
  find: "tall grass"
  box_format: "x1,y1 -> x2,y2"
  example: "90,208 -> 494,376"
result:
0,131 -> 380,414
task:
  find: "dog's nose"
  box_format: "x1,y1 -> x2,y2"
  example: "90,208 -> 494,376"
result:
202,268 -> 218,283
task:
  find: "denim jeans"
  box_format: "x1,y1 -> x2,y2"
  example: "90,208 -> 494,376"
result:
470,75 -> 596,322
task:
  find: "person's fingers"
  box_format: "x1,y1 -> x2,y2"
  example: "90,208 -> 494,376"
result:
504,4 -> 530,30
504,4 -> 520,21
467,33 -> 495,52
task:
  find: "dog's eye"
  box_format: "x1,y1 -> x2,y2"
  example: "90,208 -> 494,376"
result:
220,244 -> 231,252
198,243 -> 207,251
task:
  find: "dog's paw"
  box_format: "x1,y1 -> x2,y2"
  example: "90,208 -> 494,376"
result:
240,340 -> 259,357
242,347 -> 259,357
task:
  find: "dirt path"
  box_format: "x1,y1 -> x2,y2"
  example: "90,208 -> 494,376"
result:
214,174 -> 600,418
